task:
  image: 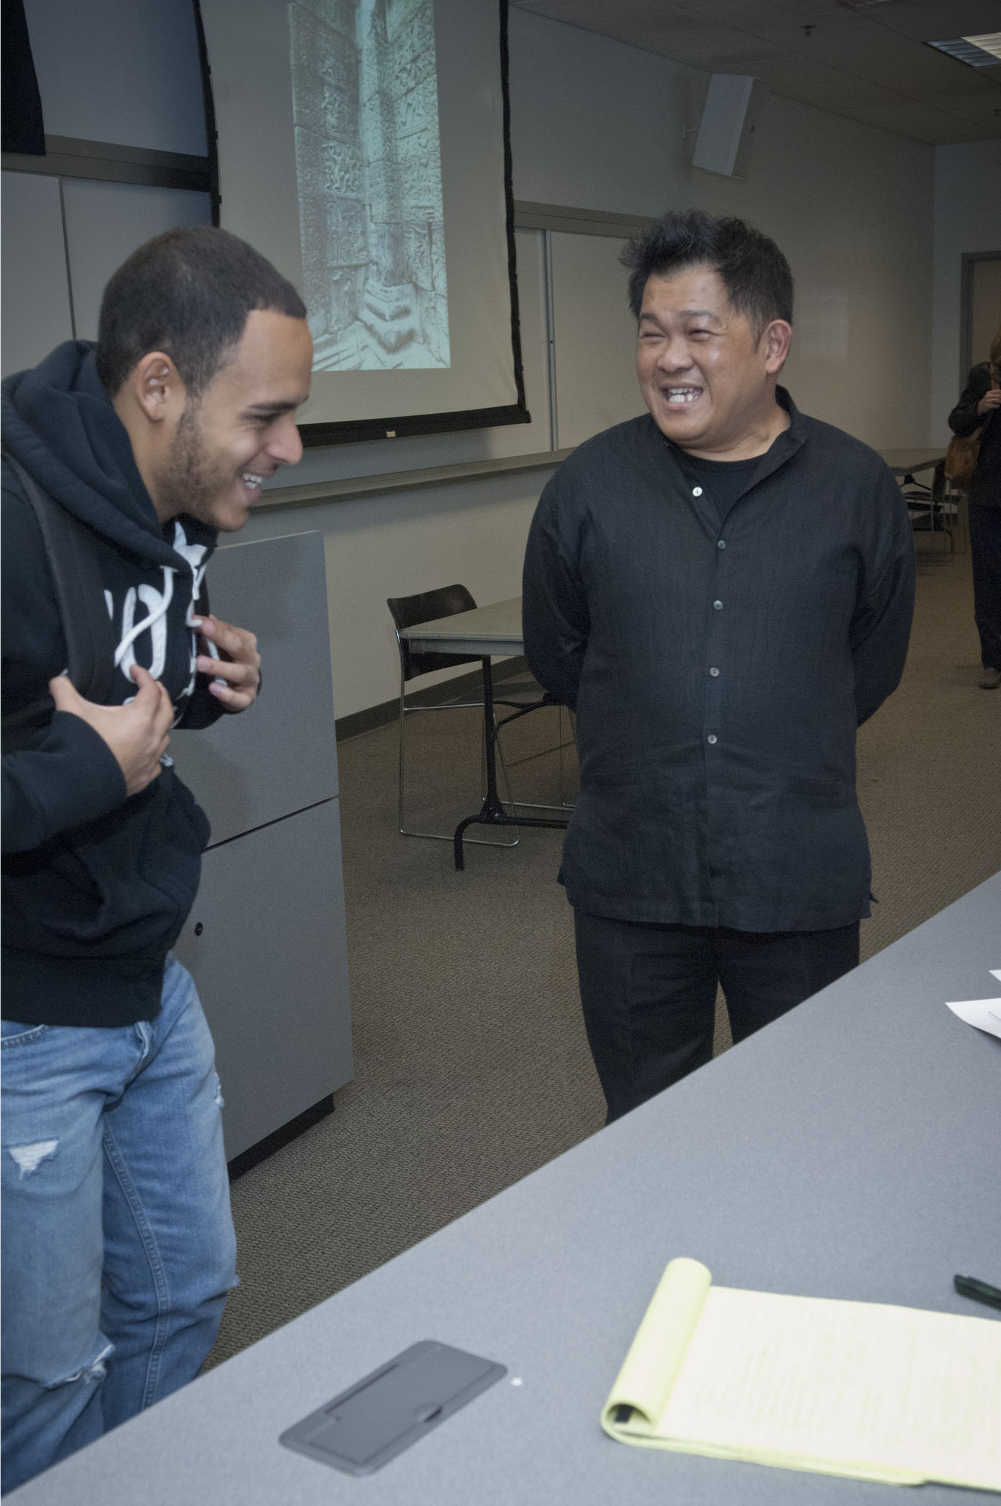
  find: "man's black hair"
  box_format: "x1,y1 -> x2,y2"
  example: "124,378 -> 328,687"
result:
622,209 -> 794,337
96,226 -> 307,399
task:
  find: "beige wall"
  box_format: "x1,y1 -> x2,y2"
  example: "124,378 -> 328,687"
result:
254,9 -> 937,719
5,4 -> 950,720
510,10 -> 934,450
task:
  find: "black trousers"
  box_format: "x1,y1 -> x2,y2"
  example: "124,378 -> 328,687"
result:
969,503 -> 1001,670
574,912 -> 860,1122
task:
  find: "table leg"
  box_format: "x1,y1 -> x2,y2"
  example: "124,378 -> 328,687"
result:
453,659 -> 570,870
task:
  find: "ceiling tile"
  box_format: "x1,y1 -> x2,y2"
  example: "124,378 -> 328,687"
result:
510,0 -> 1001,141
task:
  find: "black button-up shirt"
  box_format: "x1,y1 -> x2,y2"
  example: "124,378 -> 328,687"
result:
522,390 -> 915,932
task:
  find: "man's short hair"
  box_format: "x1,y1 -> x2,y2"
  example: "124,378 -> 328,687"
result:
622,210 -> 794,338
96,226 -> 307,400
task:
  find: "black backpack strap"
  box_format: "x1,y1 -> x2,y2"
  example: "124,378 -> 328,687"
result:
2,450 -> 116,710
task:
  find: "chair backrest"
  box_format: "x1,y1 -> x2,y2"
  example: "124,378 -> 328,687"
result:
932,459 -> 946,502
387,584 -> 483,681
903,461 -> 949,533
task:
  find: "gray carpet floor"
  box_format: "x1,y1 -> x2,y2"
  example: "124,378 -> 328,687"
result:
207,542 -> 999,1368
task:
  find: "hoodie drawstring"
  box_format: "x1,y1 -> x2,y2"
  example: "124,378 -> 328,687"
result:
113,566 -> 175,668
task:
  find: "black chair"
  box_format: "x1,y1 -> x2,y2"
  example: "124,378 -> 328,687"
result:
387,584 -> 560,845
903,461 -> 954,552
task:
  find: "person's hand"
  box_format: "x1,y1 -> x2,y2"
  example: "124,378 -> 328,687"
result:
49,664 -> 174,798
193,613 -> 261,713
976,387 -> 1001,417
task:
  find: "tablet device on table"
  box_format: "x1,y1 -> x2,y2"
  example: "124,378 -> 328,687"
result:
279,1339 -> 507,1476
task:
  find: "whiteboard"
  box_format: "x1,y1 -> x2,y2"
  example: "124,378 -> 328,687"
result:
0,173 -> 72,374
0,166 -> 653,469
0,176 -> 554,472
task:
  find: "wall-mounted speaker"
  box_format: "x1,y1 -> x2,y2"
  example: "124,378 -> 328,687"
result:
691,74 -> 764,178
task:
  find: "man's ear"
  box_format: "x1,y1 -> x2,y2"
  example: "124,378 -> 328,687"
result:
761,319 -> 792,374
128,352 -> 186,424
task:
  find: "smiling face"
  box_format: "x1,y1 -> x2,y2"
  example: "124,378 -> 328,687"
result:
635,264 -> 791,461
151,309 -> 313,531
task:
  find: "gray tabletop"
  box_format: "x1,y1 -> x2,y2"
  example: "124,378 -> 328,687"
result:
13,874 -> 1001,1504
879,449 -> 947,477
402,596 -> 523,657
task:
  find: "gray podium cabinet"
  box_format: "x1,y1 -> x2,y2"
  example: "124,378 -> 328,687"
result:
171,530 -> 352,1166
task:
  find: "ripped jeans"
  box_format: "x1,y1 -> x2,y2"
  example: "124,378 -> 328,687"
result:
1,958 -> 237,1494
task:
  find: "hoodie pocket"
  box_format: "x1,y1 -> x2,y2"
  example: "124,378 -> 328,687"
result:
4,774 -> 209,959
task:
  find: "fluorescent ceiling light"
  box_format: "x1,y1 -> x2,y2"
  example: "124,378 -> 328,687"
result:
928,33 -> 1001,67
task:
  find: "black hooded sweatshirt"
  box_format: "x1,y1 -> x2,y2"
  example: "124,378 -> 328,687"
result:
2,341 -> 226,1026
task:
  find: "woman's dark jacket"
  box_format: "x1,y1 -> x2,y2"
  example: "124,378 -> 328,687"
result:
949,363 -> 1001,509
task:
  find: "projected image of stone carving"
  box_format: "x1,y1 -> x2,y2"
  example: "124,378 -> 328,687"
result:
290,0 -> 450,371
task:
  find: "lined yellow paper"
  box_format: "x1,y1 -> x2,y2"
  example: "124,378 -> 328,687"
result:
602,1258 -> 1001,1489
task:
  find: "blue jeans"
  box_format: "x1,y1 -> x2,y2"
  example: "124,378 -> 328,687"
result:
1,958 -> 236,1493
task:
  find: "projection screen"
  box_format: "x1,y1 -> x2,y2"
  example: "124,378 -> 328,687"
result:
196,0 -> 528,445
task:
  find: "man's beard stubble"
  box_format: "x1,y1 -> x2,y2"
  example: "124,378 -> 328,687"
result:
154,401 -> 210,526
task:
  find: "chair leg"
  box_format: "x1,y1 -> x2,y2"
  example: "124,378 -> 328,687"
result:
494,721 -> 519,808
497,702 -> 576,815
397,679 -> 409,835
396,694 -> 519,847
558,703 -> 576,808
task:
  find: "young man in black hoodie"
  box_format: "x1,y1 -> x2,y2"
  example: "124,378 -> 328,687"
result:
1,227 -> 313,1491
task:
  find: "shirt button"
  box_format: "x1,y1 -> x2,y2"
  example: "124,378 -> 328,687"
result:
707,734 -> 718,745
713,599 -> 723,611
717,538 -> 726,549
709,666 -> 720,677
692,486 -> 703,497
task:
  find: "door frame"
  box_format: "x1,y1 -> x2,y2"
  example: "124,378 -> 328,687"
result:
960,249 -> 1001,385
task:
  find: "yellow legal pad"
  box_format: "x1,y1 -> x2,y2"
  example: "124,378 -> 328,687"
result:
601,1258 -> 1001,1490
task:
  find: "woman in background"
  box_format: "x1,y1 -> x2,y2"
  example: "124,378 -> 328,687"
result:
949,327 -> 1001,689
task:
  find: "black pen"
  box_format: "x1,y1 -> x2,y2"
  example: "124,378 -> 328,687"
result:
954,1274 -> 1001,1312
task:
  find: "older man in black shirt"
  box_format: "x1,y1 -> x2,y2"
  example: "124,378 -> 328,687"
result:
522,210 -> 914,1122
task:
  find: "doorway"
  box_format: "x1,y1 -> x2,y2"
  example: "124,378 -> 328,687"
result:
960,251 -> 1001,381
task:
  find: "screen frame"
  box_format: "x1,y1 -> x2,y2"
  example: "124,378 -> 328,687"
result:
193,0 -> 530,448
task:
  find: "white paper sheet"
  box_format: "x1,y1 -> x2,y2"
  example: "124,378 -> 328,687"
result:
945,969 -> 1001,1039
